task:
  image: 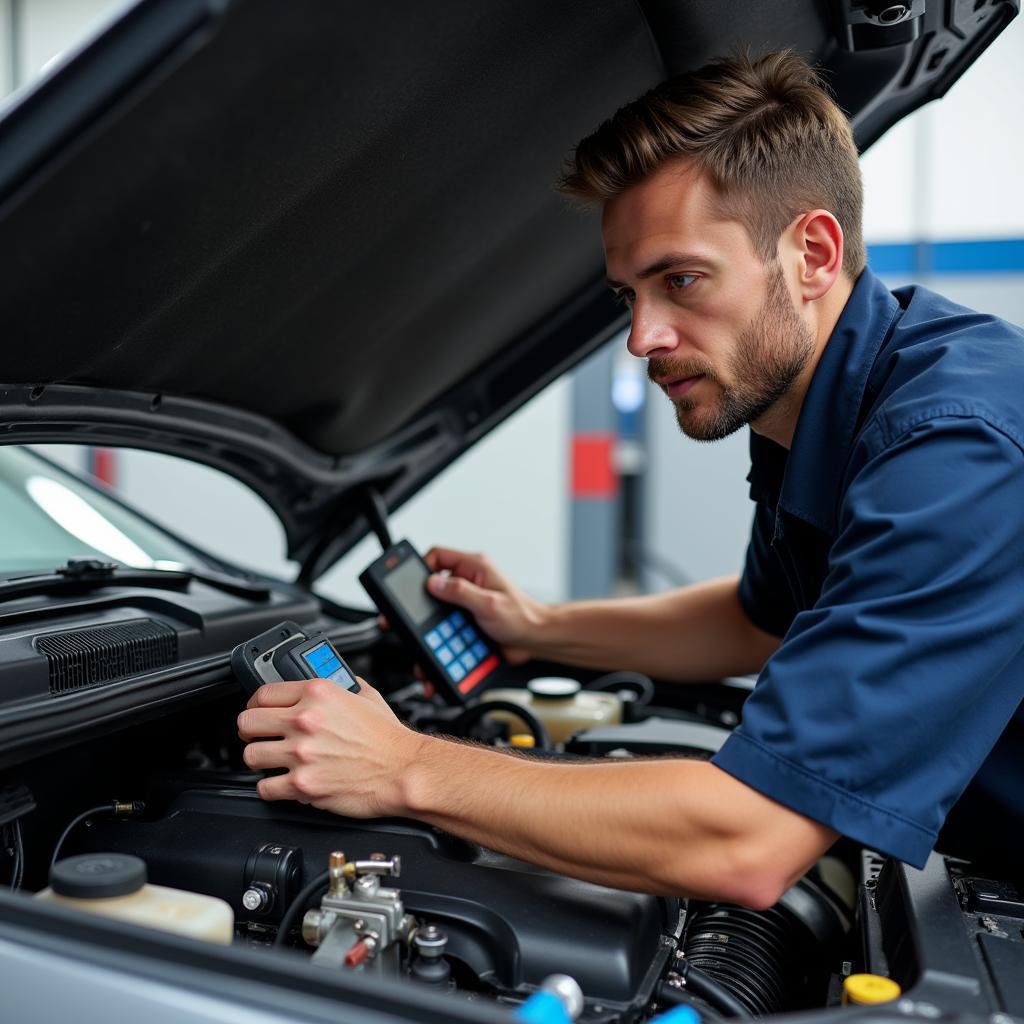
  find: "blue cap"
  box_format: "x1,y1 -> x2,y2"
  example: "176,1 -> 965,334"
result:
514,991 -> 570,1024
650,1006 -> 702,1024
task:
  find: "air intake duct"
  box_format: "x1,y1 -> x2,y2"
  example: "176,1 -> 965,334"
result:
681,871 -> 849,1016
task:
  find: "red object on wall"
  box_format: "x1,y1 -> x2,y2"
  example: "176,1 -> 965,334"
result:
91,447 -> 118,487
571,433 -> 618,499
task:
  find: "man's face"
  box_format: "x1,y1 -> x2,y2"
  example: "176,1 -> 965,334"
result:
602,161 -> 815,442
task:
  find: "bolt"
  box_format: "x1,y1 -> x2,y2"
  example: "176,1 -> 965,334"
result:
878,5 -> 909,25
242,887 -> 267,912
399,914 -> 418,945
354,875 -> 380,898
302,908 -> 326,947
414,924 -> 448,958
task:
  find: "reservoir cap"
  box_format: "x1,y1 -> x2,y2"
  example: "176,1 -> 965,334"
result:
527,678 -> 581,700
51,853 -> 147,899
842,974 -> 902,1005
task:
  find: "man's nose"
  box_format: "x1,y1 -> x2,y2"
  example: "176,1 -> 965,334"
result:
625,300 -> 679,359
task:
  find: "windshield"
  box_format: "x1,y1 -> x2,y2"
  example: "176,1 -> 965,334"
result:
0,447 -> 204,577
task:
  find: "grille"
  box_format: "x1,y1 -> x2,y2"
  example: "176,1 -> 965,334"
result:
37,620 -> 179,695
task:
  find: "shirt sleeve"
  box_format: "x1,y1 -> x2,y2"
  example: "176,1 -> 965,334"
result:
713,415 -> 1024,867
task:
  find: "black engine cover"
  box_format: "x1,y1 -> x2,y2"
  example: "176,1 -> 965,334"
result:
74,784 -> 678,1005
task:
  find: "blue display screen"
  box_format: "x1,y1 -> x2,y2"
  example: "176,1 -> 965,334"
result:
301,642 -> 355,687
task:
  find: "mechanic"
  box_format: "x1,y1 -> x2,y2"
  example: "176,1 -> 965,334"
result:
238,51 -> 1024,906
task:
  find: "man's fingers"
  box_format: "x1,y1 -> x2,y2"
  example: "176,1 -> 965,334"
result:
255,771 -> 298,802
424,546 -> 462,572
427,572 -> 490,612
352,678 -> 390,710
245,680 -> 307,710
238,705 -> 294,741
242,739 -> 291,770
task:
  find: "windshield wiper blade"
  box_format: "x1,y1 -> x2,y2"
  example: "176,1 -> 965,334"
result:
0,559 -> 272,604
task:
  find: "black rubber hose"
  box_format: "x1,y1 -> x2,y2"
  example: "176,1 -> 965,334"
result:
50,803 -> 116,872
273,870 -> 330,948
674,960 -> 754,1019
7,821 -> 24,890
453,700 -> 551,750
585,671 -> 655,707
13,820 -> 24,890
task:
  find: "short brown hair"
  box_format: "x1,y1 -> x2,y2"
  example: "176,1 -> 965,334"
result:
560,51 -> 865,279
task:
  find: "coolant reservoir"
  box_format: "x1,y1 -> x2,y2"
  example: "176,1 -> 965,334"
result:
482,677 -> 622,745
36,853 -> 234,944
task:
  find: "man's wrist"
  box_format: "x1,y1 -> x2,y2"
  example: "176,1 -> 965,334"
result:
523,600 -> 570,660
396,730 -> 446,817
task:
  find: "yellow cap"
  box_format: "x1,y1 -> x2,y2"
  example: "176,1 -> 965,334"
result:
842,974 -> 901,1005
509,734 -> 536,748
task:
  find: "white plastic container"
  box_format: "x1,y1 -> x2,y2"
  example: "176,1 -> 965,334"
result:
36,853 -> 234,944
481,677 -> 622,745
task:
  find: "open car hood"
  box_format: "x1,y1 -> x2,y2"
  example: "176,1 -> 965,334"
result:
0,0 -> 1017,580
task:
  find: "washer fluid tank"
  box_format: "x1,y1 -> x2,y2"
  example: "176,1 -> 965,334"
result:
36,853 -> 234,944
482,678 -> 622,745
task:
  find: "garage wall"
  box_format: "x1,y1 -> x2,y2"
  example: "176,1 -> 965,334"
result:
643,18 -> 1024,591
3,0 -> 124,89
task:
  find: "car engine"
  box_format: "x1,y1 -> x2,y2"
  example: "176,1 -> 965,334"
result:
2,605 -> 1022,1023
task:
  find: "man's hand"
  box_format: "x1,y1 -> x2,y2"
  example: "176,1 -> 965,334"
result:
237,679 -> 423,818
423,546 -> 548,664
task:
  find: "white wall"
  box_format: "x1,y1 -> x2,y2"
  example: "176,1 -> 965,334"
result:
644,16 -> 1024,589
861,21 -> 1024,241
317,381 -> 570,608
0,0 -> 126,101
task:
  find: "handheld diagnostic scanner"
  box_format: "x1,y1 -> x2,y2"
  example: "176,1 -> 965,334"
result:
231,620 -> 361,699
359,540 -> 503,705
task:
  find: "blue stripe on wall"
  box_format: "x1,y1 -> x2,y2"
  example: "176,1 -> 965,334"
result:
867,238 -> 1024,276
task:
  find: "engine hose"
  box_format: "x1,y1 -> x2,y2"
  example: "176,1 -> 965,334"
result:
453,700 -> 551,750
584,671 -> 655,708
682,893 -> 834,1017
659,961 -> 753,1019
274,870 -> 329,947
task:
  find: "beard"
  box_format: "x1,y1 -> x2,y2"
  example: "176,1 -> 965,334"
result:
647,262 -> 815,442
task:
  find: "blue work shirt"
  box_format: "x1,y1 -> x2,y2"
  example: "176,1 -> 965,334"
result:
710,267 -> 1024,869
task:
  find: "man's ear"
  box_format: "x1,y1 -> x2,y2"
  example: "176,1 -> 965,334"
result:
786,209 -> 844,302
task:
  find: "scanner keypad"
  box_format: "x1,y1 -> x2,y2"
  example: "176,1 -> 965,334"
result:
425,609 -> 495,685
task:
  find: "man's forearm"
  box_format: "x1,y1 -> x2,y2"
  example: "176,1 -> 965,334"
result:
401,733 -> 834,907
528,575 -> 780,680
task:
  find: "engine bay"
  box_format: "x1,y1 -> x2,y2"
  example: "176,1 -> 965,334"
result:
2,596 -> 1023,1023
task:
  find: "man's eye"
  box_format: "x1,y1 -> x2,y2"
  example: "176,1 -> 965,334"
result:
614,290 -> 635,308
668,274 -> 697,291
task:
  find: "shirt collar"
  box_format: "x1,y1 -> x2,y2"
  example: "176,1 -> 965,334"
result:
750,267 -> 901,534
